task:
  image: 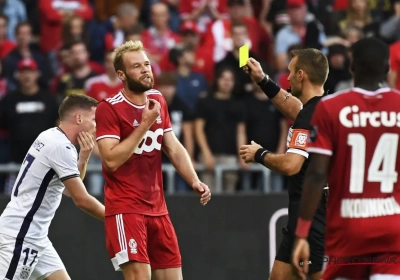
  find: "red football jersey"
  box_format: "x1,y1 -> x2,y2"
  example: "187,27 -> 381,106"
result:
96,89 -> 173,216
308,87 -> 400,257
85,74 -> 123,101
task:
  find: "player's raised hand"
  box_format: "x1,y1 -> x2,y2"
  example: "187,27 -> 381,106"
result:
78,131 -> 94,161
239,140 -> 262,163
142,99 -> 161,128
192,181 -> 211,206
292,238 -> 310,280
243,58 -> 265,83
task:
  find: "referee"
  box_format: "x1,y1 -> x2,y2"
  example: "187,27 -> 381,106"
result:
239,49 -> 329,280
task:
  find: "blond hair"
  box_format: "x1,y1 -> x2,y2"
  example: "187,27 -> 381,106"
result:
112,40 -> 144,72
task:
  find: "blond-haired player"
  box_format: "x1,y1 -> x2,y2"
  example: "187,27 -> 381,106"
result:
95,40 -> 211,280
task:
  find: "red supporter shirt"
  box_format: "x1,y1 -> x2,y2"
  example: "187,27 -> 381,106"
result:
179,0 -> 228,33
39,0 -> 93,53
96,89 -> 172,216
141,27 -> 181,59
85,74 -> 123,101
0,40 -> 15,59
390,41 -> 400,90
308,87 -> 400,257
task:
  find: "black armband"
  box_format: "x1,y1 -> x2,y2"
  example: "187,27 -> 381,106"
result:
257,75 -> 281,99
255,148 -> 270,164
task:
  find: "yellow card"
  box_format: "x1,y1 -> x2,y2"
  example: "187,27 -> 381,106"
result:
239,44 -> 249,68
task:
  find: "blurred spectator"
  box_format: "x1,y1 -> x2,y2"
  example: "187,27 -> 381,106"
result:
274,0 -> 327,72
194,68 -> 247,193
335,0 -> 379,38
141,2 -> 181,70
261,0 -> 290,37
165,0 -> 181,32
0,14 -> 15,59
215,20 -> 272,98
243,82 -> 287,191
389,40 -> 400,90
342,23 -> 364,44
379,0 -> 400,43
324,44 -> 352,93
94,0 -> 143,22
85,51 -> 123,101
160,21 -> 214,83
0,0 -> 26,42
0,58 -> 58,166
0,60 -> 9,192
203,0 -> 270,62
170,44 -> 208,110
38,0 -> 93,54
62,15 -> 90,48
124,26 -> 143,42
103,3 -> 141,52
179,0 -> 229,33
3,22 -> 52,92
56,41 -> 98,101
158,71 -> 195,192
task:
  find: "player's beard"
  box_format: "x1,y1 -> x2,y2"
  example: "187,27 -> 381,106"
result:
125,72 -> 154,93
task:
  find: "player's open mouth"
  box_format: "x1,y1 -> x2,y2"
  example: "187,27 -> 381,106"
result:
142,76 -> 151,82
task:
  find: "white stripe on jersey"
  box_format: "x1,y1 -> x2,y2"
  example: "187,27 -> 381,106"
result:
116,214 -> 127,251
107,92 -> 124,105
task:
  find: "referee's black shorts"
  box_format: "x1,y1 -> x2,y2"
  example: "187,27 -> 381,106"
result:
275,201 -> 326,275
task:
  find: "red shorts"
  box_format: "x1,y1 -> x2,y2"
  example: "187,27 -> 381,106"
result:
323,253 -> 400,280
105,213 -> 181,271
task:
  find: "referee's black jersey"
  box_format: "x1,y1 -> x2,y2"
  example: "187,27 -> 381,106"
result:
286,96 -> 327,205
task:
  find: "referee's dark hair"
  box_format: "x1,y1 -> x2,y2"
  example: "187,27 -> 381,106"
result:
350,37 -> 389,80
289,48 -> 329,86
59,94 -> 98,120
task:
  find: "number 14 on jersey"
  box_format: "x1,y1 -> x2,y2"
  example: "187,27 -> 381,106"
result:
348,133 -> 399,193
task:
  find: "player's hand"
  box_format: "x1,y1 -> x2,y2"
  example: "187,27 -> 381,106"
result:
192,181 -> 211,206
292,237 -> 310,280
243,58 -> 265,83
141,99 -> 161,128
239,141 -> 262,163
78,131 -> 94,161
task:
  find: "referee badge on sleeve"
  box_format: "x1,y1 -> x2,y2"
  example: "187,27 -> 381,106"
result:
288,129 -> 309,150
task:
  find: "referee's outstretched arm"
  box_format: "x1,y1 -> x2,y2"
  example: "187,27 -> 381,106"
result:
244,58 -> 302,121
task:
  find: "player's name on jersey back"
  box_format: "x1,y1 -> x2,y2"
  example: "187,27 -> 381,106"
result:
341,196 -> 400,218
340,105 -> 400,128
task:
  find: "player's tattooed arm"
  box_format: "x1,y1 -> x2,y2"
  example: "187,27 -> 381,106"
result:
299,154 -> 330,221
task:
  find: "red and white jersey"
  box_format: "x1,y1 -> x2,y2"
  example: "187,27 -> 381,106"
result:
85,74 -> 123,101
308,87 -> 400,256
95,90 -> 172,216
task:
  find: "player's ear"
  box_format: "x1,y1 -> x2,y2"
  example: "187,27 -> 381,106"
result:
297,69 -> 304,82
117,70 -> 126,81
75,113 -> 82,125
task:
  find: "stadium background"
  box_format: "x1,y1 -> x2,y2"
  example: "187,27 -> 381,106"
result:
0,0 -> 399,278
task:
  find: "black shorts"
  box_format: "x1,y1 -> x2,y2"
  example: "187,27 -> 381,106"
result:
275,200 -> 326,275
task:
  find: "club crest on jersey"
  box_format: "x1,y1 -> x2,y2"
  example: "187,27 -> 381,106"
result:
129,238 -> 137,254
19,266 -> 31,279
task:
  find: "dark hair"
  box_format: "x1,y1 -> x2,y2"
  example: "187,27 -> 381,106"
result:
157,72 -> 177,86
69,39 -> 88,51
58,94 -> 98,120
15,21 -> 31,36
350,37 -> 389,78
0,14 -> 8,24
169,44 -> 195,66
230,20 -> 247,33
124,25 -> 144,38
212,67 -> 235,93
62,15 -> 90,48
290,48 -> 329,85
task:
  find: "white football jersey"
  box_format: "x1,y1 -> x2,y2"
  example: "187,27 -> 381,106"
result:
0,127 -> 80,245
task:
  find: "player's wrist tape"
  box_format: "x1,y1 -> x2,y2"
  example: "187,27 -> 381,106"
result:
295,218 -> 312,238
255,148 -> 270,164
257,75 -> 280,99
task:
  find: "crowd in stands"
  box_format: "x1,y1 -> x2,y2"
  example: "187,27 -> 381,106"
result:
0,0 -> 399,195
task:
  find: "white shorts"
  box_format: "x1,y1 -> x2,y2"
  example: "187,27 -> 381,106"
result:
0,234 -> 65,280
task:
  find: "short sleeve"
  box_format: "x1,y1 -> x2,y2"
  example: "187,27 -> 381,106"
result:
307,100 -> 333,156
49,144 -> 80,181
95,101 -> 121,141
161,96 -> 173,133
